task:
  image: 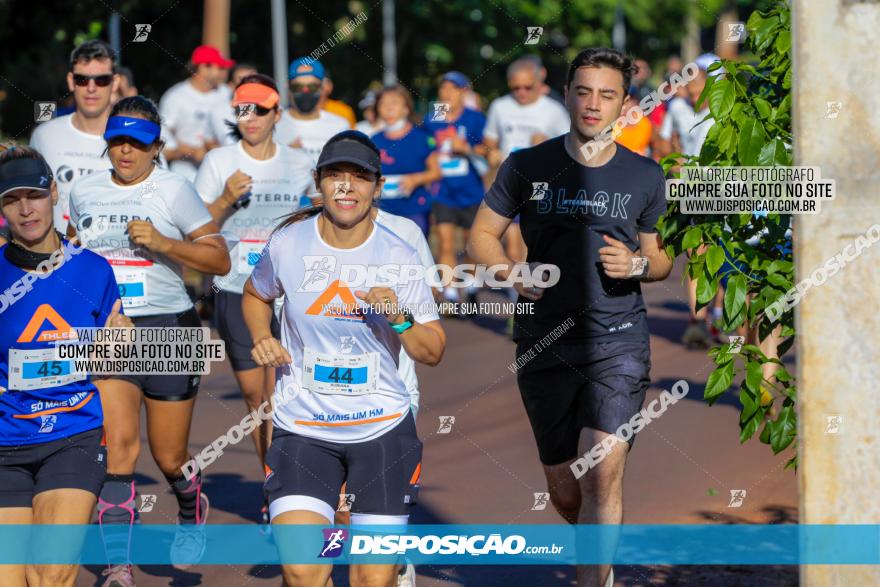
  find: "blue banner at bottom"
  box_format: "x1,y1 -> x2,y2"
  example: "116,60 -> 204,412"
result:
0,525 -> 877,565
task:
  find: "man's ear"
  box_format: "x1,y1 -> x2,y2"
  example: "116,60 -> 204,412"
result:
50,180 -> 59,206
66,72 -> 75,93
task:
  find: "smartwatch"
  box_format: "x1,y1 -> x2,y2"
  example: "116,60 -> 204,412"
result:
391,311 -> 415,334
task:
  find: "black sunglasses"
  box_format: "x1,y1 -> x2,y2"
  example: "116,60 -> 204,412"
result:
290,82 -> 321,93
73,74 -> 114,87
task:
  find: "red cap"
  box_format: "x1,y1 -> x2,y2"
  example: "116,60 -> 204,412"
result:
191,45 -> 235,69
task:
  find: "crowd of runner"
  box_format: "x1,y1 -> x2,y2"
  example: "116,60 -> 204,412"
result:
0,37 -> 734,587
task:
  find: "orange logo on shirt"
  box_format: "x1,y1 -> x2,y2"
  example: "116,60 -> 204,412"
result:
17,304 -> 77,343
305,280 -> 364,321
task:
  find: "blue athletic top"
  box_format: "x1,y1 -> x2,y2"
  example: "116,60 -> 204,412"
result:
422,107 -> 486,208
372,126 -> 436,216
0,241 -> 120,446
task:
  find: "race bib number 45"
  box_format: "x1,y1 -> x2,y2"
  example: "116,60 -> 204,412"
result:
8,348 -> 86,391
302,348 -> 379,396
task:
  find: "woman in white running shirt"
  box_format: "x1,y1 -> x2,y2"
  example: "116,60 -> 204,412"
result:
195,74 -> 312,525
243,130 -> 445,587
67,96 -> 230,582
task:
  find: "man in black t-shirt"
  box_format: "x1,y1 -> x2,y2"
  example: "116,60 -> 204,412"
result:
468,47 -> 674,587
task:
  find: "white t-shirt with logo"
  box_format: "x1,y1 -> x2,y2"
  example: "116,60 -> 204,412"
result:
374,209 -> 435,412
68,167 -> 213,317
29,114 -> 112,231
249,215 -> 439,443
484,94 -> 570,159
274,110 -> 350,166
659,97 -> 714,157
159,80 -> 228,181
195,141 -> 314,293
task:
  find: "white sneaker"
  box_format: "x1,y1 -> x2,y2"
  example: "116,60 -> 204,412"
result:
170,493 -> 209,570
397,561 -> 416,586
604,567 -> 614,587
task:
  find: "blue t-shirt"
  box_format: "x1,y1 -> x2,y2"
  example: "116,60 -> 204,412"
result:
422,107 -> 486,208
372,126 -> 436,216
0,242 -> 120,446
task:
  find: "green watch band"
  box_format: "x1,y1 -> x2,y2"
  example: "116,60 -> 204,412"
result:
390,311 -> 415,334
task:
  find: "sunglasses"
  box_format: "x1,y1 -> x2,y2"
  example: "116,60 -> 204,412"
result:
235,104 -> 273,119
73,74 -> 114,87
290,82 -> 321,93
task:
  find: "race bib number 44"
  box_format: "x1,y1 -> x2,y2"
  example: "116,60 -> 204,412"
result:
8,348 -> 86,391
302,348 -> 379,396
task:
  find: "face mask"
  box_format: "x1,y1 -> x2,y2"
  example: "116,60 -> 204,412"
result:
293,91 -> 320,113
386,118 -> 407,132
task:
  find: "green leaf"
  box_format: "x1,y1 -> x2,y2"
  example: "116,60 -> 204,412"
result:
766,272 -> 791,290
723,274 -> 748,327
708,78 -> 736,119
696,272 -> 717,306
737,118 -> 766,166
682,226 -> 703,250
718,125 -> 736,156
706,245 -> 725,276
758,139 -> 790,166
775,30 -> 791,54
753,97 -> 772,119
745,360 -> 764,395
705,361 -> 734,403
740,412 -> 761,443
740,386 -> 758,422
770,405 -> 797,453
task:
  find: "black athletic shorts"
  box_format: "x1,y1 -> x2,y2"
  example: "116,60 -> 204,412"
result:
213,290 -> 281,371
264,412 -> 422,521
516,340 -> 652,466
0,428 -> 106,507
432,202 -> 479,229
112,307 -> 202,401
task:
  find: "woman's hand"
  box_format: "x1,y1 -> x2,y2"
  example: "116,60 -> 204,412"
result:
355,287 -> 403,323
127,220 -> 172,254
222,169 -> 253,206
251,336 -> 292,368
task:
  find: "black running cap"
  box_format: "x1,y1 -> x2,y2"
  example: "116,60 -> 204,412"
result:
0,157 -> 52,199
316,131 -> 381,174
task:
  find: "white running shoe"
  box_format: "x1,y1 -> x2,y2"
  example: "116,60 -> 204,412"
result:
605,567 -> 614,587
170,493 -> 209,570
101,564 -> 136,587
397,561 -> 417,586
